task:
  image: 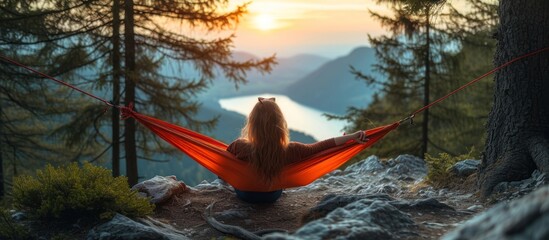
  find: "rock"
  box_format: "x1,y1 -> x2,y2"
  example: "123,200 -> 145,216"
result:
132,175 -> 187,204
294,154 -> 428,196
386,155 -> 427,176
422,222 -> 457,230
302,193 -> 394,222
11,211 -> 26,221
450,159 -> 480,177
87,214 -> 189,240
378,184 -> 399,194
415,185 -> 438,198
443,185 -> 549,240
466,205 -> 483,212
492,170 -> 548,202
344,155 -> 385,173
532,170 -> 547,188
192,178 -> 233,192
267,200 -> 417,240
392,198 -> 455,212
303,193 -> 454,225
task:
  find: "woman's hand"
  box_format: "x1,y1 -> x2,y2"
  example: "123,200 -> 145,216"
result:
351,131 -> 369,144
334,130 -> 369,145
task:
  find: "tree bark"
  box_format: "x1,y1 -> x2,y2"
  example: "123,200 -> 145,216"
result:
478,0 -> 549,198
0,109 -> 3,199
124,0 -> 138,186
421,8 -> 431,160
111,0 -> 121,177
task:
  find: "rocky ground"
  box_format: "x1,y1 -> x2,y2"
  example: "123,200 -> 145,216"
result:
86,155 -> 523,240
9,153 -> 549,239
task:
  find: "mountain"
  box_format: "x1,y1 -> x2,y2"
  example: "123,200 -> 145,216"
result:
285,47 -> 381,115
198,53 -> 330,100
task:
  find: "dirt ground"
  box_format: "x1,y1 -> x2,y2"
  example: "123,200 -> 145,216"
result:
154,187 -> 325,239
154,181 -> 483,240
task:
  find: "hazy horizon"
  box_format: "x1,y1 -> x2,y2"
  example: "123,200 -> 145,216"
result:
230,0 -> 389,58
235,44 -> 370,60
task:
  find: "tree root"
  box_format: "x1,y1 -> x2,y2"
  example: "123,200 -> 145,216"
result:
479,149 -> 535,198
527,135 -> 549,173
203,201 -> 288,240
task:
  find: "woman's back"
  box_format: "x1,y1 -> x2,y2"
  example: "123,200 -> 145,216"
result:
227,97 -> 367,203
227,138 -> 336,164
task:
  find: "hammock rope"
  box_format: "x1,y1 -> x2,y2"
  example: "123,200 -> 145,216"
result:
1,46 -> 548,191
410,46 -> 549,117
0,56 -> 117,108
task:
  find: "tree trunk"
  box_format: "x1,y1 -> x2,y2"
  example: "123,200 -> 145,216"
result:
421,8 -> 431,160
111,0 -> 121,177
0,116 -> 3,199
124,0 -> 138,186
0,151 -> 3,200
478,0 -> 549,198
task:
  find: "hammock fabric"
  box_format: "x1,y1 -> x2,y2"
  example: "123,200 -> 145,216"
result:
122,108 -> 399,192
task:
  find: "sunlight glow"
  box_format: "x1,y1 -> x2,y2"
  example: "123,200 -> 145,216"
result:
253,13 -> 278,31
219,0 -> 392,57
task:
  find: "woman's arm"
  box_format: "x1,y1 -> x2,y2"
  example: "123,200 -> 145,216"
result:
334,131 -> 369,145
287,131 -> 369,162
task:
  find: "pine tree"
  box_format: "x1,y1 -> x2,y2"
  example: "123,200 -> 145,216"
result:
1,0 -> 275,187
0,1 -> 106,198
345,0 -> 445,158
118,0 -> 275,185
339,0 -> 497,161
427,0 -> 497,155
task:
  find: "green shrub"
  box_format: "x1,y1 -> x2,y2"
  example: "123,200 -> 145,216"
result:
12,162 -> 154,220
425,147 -> 478,187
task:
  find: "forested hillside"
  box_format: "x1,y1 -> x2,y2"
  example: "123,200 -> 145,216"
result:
286,47 -> 381,115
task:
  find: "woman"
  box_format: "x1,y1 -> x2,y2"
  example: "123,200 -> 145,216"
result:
227,97 -> 369,203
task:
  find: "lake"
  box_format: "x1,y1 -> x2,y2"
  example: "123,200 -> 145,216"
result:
219,93 -> 349,141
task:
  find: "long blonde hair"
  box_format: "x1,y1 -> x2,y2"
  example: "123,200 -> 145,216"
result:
241,98 -> 289,183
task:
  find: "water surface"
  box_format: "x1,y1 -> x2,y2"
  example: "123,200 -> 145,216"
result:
219,93 -> 348,141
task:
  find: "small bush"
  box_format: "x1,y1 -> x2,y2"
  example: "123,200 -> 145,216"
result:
12,162 -> 154,221
425,148 -> 478,187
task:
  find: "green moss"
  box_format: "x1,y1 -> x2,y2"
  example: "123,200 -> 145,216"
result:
12,162 -> 154,221
425,147 -> 478,187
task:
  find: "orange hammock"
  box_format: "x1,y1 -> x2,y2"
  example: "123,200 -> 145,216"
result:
122,108 -> 399,192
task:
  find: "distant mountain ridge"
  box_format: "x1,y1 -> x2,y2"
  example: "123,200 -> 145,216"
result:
285,47 -> 380,115
198,46 -> 381,115
198,53 -> 330,99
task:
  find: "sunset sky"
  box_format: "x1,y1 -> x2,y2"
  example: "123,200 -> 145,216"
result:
227,0 -> 391,58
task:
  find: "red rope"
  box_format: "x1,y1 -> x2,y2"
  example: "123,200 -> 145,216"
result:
0,55 -> 115,108
409,46 -> 549,118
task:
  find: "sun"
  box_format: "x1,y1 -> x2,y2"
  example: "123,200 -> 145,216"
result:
253,13 -> 278,31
